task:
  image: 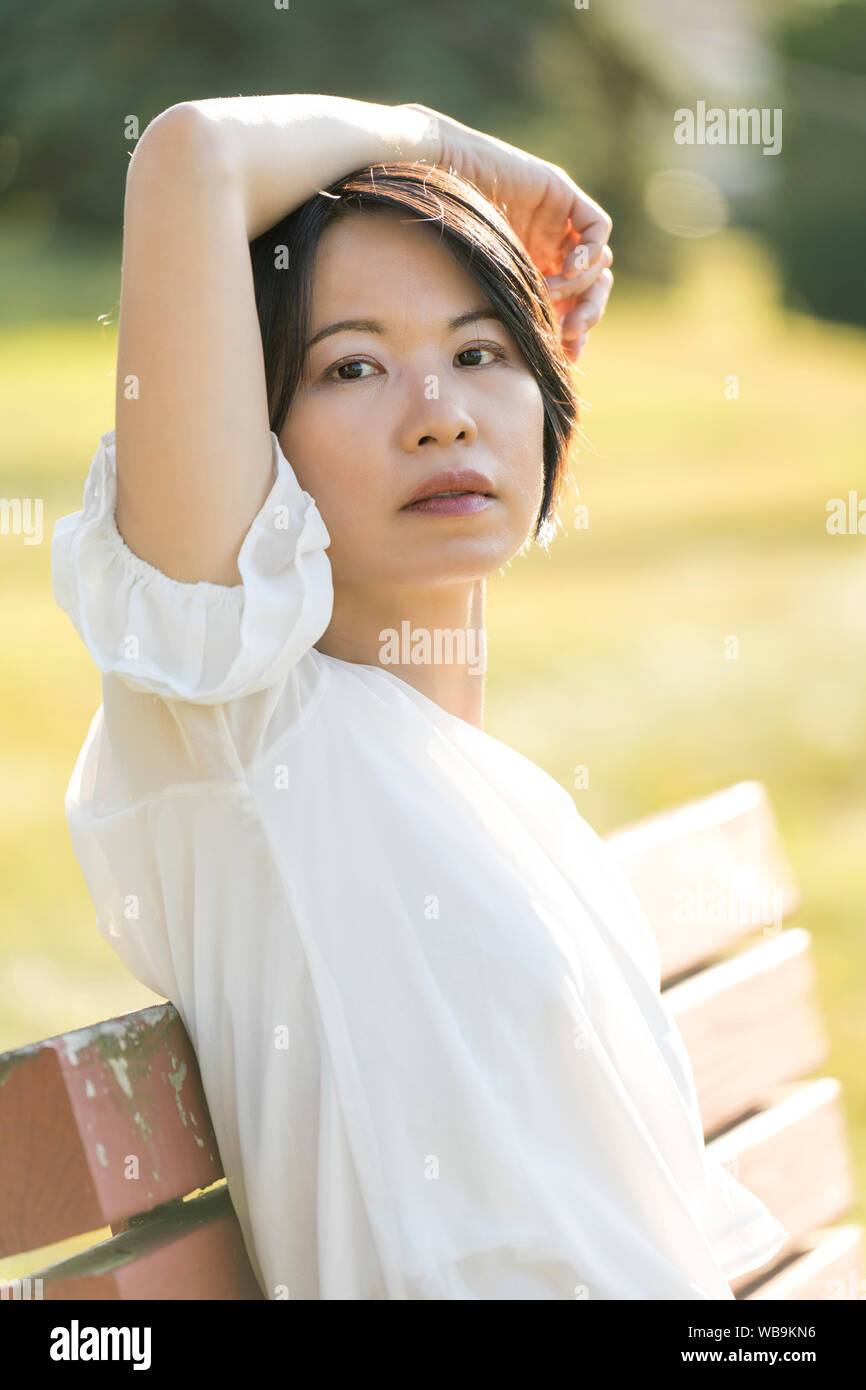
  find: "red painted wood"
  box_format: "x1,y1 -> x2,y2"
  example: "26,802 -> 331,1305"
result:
0,1003 -> 224,1256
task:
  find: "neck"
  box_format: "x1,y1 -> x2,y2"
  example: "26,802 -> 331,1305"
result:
314,578 -> 487,730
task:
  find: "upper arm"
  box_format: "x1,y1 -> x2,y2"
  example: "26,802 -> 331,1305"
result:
114,103 -> 275,586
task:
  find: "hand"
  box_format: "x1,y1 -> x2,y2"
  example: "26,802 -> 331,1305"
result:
402,102 -> 613,362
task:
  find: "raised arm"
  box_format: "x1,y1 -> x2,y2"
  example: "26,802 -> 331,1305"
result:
114,96 -> 436,585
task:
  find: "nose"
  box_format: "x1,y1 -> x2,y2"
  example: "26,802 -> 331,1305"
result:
399,380 -> 479,451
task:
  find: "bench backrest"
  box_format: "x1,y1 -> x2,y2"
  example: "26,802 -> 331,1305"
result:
1,779 -> 861,1300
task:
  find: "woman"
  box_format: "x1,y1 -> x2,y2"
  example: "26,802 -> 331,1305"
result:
52,94 -> 788,1299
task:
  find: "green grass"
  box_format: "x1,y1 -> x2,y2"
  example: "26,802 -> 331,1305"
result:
1,228 -> 865,1243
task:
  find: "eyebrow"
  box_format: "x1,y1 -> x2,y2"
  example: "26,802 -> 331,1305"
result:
305,306 -> 505,352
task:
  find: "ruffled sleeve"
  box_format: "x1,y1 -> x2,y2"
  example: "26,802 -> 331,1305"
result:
51,429 -> 333,704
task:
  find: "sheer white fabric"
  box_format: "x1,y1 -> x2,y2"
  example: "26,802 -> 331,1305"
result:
51,428 -> 789,1300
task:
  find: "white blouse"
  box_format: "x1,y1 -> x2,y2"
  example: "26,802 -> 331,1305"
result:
51,428 -> 789,1300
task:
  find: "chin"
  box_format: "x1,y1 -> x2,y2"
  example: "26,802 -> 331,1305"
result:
384,545 -> 518,586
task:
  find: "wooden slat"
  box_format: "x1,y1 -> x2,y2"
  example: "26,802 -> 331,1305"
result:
664,928 -> 828,1135
0,1003 -> 223,1257
605,781 -> 801,980
707,1079 -> 859,1294
28,1185 -> 263,1301
740,1225 -> 865,1300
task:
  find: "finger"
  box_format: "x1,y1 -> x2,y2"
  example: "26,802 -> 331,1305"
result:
547,243 -> 613,302
559,269 -> 613,342
547,242 -> 612,299
561,272 -> 617,346
565,189 -> 613,269
560,331 -> 588,364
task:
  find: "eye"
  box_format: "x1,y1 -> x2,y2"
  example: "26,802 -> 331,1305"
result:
455,342 -> 508,367
324,357 -> 380,382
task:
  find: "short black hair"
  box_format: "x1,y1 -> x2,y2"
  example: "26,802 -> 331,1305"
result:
249,160 -> 580,545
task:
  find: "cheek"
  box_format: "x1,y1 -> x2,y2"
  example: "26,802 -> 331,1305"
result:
492,367 -> 544,430
497,377 -> 546,493
282,407 -> 385,548
511,374 -> 546,439
281,398 -> 360,502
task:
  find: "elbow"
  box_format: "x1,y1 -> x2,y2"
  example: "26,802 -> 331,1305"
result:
127,102 -> 236,189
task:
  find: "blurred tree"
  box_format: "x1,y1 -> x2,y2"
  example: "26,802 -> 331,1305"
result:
760,0 -> 866,328
0,0 -> 677,278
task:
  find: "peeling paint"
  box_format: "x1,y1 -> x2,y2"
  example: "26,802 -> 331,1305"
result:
2,1006 -> 223,1202
0,1005 -> 175,1092
107,1056 -> 133,1099
133,1110 -> 152,1145
167,1060 -> 189,1127
60,1017 -> 143,1068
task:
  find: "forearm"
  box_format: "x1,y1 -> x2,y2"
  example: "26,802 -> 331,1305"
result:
181,94 -> 439,240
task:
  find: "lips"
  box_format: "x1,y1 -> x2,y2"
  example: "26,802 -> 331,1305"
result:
403,469 -> 495,507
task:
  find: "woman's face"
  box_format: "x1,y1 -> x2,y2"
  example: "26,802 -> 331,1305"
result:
278,207 -> 546,587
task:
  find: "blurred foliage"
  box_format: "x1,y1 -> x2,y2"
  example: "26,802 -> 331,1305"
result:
3,0 -> 863,323
0,0 -> 679,281
758,0 -> 866,328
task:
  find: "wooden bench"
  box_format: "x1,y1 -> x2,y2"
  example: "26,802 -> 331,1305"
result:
1,779 -> 861,1300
